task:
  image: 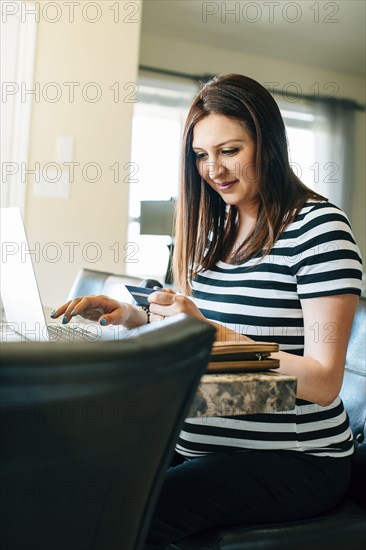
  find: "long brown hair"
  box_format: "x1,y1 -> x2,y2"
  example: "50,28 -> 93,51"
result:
173,74 -> 326,294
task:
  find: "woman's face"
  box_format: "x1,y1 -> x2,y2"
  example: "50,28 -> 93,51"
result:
192,114 -> 259,213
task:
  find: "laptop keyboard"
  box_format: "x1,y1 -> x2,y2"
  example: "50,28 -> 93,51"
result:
47,324 -> 100,343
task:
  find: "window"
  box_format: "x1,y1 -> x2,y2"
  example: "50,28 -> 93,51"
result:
281,106 -> 317,191
281,100 -> 351,210
287,126 -> 315,188
126,77 -> 197,279
0,2 -> 37,211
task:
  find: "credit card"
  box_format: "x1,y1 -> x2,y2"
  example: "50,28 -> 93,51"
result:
125,285 -> 156,306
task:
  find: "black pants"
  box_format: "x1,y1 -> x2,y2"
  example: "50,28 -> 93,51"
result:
144,449 -> 352,549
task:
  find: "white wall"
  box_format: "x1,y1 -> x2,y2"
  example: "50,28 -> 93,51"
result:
139,32 -> 365,261
25,2 -> 143,307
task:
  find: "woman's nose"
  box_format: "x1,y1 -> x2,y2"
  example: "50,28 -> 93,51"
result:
205,159 -> 226,180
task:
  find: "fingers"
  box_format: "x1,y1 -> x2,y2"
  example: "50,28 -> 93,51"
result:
50,295 -> 129,326
97,305 -> 129,326
148,289 -> 176,306
51,296 -> 95,324
62,296 -> 96,320
49,300 -> 76,320
147,289 -> 173,322
153,286 -> 176,294
149,293 -> 206,322
150,313 -> 167,323
148,291 -> 182,319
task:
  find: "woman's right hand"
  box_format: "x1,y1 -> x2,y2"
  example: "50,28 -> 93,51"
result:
50,295 -> 138,327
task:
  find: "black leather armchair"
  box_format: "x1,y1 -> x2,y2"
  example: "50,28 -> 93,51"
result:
0,315 -> 216,550
169,299 -> 366,550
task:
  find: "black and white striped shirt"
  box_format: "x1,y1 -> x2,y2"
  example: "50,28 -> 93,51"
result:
176,201 -> 363,458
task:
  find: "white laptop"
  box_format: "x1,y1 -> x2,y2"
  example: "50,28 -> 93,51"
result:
0,208 -> 125,343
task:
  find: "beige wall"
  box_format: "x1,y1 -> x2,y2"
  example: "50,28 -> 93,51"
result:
139,32 -> 365,262
25,2 -> 142,306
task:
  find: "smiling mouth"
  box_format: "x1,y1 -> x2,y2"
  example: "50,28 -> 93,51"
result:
216,179 -> 239,191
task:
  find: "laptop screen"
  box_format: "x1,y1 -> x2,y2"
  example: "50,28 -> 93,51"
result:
0,207 -> 50,342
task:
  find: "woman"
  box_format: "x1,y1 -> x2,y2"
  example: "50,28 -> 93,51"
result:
52,74 -> 362,547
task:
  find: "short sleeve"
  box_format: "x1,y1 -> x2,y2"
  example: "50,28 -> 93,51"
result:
289,202 -> 363,299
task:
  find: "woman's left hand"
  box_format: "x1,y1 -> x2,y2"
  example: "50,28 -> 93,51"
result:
149,289 -> 255,344
148,288 -> 207,323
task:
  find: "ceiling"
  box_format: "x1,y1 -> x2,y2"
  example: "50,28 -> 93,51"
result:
141,0 -> 365,77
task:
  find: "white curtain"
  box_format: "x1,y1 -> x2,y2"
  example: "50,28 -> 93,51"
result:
0,2 -> 37,212
309,100 -> 355,215
271,95 -> 356,216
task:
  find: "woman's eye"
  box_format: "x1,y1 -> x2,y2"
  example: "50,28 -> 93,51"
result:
222,148 -> 239,155
194,148 -> 239,159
